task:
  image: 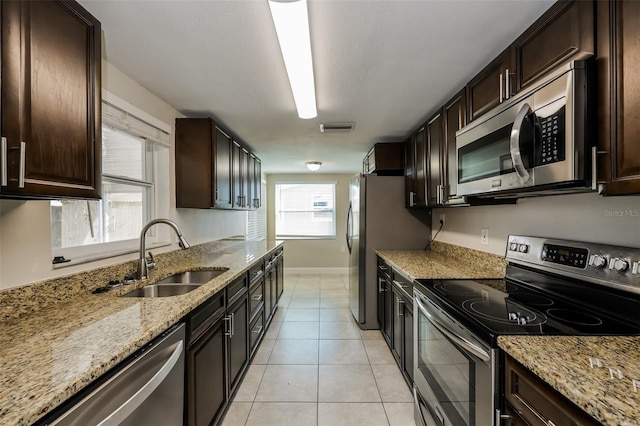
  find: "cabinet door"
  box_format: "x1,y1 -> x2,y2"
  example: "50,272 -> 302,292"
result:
275,254 -> 284,301
264,266 -> 273,321
1,0 -> 101,199
595,0 -> 640,195
228,295 -> 249,394
426,112 -> 443,206
383,282 -> 393,345
442,89 -> 467,201
231,140 -> 243,209
402,301 -> 414,383
175,118 -> 214,208
513,0 -> 594,92
404,136 -> 416,207
186,318 -> 226,426
414,126 -> 428,208
467,49 -> 511,122
377,272 -> 385,332
214,127 -> 233,209
390,288 -> 404,363
253,157 -> 262,208
246,152 -> 255,210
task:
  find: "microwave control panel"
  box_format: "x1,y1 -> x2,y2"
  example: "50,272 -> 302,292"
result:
537,106 -> 566,166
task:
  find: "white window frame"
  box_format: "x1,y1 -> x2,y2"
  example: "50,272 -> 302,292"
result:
275,181 -> 337,240
50,91 -> 172,267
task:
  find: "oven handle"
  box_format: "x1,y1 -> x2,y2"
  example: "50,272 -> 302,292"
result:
415,295 -> 491,362
510,102 -> 532,184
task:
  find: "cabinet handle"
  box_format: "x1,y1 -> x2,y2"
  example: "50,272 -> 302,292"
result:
224,316 -> 232,337
378,278 -> 385,293
409,191 -> 415,207
230,312 -> 235,337
505,68 -> 515,100
499,73 -> 504,103
251,294 -> 263,301
1,137 -> 7,186
215,189 -> 219,204
252,325 -> 263,334
18,141 -> 25,188
397,297 -> 404,317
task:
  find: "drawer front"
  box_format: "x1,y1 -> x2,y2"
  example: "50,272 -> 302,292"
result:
227,275 -> 248,305
249,280 -> 264,321
249,309 -> 264,355
391,270 -> 412,301
188,291 -> 225,345
377,257 -> 391,279
249,262 -> 264,286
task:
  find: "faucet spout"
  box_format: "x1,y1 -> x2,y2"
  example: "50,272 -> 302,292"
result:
138,219 -> 190,280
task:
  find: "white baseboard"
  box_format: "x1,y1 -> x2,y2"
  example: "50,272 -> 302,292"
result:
285,267 -> 348,275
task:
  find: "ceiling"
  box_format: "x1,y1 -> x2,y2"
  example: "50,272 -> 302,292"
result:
79,0 -> 555,174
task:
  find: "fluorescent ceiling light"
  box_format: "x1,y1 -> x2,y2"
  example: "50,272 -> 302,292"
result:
306,161 -> 321,172
268,0 -> 317,119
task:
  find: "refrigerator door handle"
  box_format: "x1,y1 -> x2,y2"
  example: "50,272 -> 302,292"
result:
346,202 -> 353,254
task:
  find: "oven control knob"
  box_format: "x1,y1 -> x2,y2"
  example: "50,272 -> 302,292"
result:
589,254 -> 607,269
510,242 -> 518,251
612,258 -> 629,272
518,244 -> 528,253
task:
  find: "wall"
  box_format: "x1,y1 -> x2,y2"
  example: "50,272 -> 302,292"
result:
0,60 -> 247,290
266,173 -> 353,273
432,193 -> 640,254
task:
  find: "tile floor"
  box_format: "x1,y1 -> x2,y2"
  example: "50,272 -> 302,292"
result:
221,274 -> 416,426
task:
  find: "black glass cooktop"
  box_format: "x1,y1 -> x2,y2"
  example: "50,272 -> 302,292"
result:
415,266 -> 640,346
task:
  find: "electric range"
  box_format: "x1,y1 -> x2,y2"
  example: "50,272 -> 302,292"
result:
412,235 -> 640,426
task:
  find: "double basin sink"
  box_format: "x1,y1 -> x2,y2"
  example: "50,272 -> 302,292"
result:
121,269 -> 228,298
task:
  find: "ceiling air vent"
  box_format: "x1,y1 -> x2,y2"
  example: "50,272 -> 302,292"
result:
320,122 -> 355,133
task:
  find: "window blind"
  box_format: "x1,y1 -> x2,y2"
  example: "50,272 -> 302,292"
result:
275,183 -> 336,238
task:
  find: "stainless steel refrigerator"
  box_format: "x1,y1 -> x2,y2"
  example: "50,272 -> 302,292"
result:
346,174 -> 430,329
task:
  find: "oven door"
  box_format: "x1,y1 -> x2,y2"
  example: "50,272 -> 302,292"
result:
413,288 -> 496,426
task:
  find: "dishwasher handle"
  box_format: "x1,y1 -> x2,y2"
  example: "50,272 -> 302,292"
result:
97,340 -> 184,426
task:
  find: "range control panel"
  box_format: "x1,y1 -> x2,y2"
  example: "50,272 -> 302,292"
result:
506,235 -> 640,293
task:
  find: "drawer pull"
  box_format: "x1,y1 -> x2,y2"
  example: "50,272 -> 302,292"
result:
251,294 -> 264,301
252,325 -> 263,334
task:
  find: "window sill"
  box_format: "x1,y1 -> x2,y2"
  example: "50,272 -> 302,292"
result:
52,242 -> 171,269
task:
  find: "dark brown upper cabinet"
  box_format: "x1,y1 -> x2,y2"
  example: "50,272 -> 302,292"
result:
442,89 -> 467,204
363,142 -> 405,175
250,154 -> 262,209
175,118 -> 234,209
467,49 -> 512,123
426,111 -> 443,207
467,0 -> 594,124
595,0 -> 640,196
405,126 -> 427,208
1,0 -> 101,199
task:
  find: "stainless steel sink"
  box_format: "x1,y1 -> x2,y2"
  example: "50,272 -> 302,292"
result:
155,269 -> 228,284
121,283 -> 203,298
121,268 -> 228,298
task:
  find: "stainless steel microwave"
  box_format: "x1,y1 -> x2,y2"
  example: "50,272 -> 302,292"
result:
456,60 -> 595,198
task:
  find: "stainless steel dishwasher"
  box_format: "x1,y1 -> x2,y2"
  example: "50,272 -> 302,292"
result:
44,323 -> 185,426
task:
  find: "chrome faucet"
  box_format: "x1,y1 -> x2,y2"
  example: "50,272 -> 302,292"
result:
138,218 -> 191,280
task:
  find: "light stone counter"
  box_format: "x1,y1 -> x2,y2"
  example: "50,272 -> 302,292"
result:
499,336 -> 640,426
376,240 -> 507,280
0,239 -> 282,426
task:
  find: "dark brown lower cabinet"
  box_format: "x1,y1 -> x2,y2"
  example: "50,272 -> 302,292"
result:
390,275 -> 414,385
275,252 -> 284,301
186,278 -> 248,426
186,315 -> 226,426
503,355 -> 600,426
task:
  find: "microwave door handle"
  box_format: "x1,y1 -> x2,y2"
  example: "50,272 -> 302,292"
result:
415,295 -> 491,362
510,103 -> 532,183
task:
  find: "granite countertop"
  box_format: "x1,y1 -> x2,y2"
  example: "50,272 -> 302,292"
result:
0,239 -> 282,426
376,240 -> 507,280
499,336 -> 640,426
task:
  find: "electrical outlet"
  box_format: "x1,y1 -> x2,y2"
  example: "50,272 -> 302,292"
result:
439,214 -> 445,227
481,228 -> 489,245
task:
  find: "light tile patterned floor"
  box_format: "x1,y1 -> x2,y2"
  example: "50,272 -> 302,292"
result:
222,273 -> 416,426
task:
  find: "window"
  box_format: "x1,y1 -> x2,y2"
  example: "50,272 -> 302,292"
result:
50,96 -> 171,263
275,182 -> 336,239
